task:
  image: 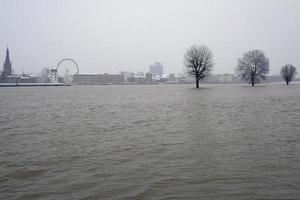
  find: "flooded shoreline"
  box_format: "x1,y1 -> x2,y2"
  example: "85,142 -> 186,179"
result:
1,84 -> 300,199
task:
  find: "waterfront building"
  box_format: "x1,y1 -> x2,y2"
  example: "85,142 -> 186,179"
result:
73,73 -> 125,85
145,72 -> 152,82
119,71 -> 131,80
149,62 -> 163,77
126,75 -> 146,84
136,71 -> 144,77
50,69 -> 58,82
217,73 -> 233,82
168,73 -> 175,82
264,75 -> 283,83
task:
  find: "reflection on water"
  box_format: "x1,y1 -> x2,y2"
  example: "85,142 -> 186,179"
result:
0,84 -> 300,199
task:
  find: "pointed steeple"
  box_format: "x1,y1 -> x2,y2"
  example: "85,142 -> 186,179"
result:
5,47 -> 11,65
2,47 -> 12,76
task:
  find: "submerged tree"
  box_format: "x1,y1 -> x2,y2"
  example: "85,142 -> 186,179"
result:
236,49 -> 269,86
184,44 -> 214,88
280,64 -> 297,85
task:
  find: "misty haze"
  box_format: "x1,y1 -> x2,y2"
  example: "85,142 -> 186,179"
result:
1,0 -> 300,200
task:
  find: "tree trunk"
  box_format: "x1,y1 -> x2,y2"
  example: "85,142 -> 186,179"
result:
195,74 -> 199,88
196,79 -> 199,88
251,76 -> 254,86
286,80 -> 289,85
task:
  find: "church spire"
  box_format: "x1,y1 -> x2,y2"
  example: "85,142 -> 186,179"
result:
5,47 -> 11,64
2,47 -> 12,77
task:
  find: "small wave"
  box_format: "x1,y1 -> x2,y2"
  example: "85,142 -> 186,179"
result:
10,169 -> 46,179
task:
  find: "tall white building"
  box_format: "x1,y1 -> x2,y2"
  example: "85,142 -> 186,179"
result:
149,62 -> 163,77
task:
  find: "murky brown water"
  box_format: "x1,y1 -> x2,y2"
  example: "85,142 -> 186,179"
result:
1,83 -> 300,200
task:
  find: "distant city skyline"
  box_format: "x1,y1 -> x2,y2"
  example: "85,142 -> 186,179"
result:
1,0 -> 300,75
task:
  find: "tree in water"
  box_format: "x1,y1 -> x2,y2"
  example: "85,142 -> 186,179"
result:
280,64 -> 297,85
184,44 -> 214,88
236,49 -> 269,86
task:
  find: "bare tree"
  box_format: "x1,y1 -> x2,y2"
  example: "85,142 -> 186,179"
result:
184,44 -> 214,88
281,64 -> 297,85
236,49 -> 269,86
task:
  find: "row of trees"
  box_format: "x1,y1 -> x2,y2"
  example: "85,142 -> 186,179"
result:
184,44 -> 297,88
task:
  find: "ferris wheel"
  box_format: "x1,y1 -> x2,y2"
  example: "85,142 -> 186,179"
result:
50,58 -> 79,83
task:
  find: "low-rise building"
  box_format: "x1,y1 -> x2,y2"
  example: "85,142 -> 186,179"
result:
72,73 -> 125,85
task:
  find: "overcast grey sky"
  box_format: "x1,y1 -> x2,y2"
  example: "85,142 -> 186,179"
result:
0,0 -> 299,75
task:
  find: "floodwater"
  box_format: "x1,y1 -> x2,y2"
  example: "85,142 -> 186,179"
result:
0,83 -> 300,200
